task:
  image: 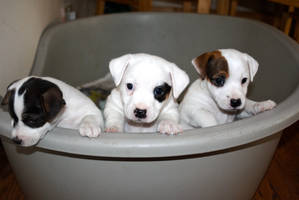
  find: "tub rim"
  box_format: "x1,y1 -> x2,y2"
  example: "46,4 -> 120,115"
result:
1,13 -> 299,158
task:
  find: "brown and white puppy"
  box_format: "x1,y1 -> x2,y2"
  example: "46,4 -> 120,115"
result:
179,49 -> 276,129
1,76 -> 104,146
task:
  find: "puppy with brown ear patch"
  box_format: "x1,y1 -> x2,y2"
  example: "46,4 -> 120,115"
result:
179,49 -> 276,129
1,76 -> 104,146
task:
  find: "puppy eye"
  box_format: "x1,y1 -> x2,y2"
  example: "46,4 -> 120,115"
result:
154,87 -> 164,97
22,113 -> 45,128
153,83 -> 171,102
212,76 -> 225,87
126,83 -> 133,90
241,78 -> 248,84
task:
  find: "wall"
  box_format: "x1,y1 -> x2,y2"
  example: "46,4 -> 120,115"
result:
0,0 -> 63,95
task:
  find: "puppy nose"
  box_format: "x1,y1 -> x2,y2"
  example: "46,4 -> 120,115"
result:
12,137 -> 22,145
134,108 -> 147,119
230,98 -> 241,108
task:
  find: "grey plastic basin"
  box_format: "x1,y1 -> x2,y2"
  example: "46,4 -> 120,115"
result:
0,13 -> 299,200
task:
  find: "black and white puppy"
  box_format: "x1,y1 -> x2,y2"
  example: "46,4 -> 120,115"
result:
104,53 -> 190,134
1,76 -> 104,146
179,49 -> 276,129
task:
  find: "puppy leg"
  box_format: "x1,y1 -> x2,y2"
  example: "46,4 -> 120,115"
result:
157,106 -> 182,135
104,90 -> 125,133
240,99 -> 276,118
79,115 -> 103,138
190,109 -> 218,128
104,113 -> 124,133
158,120 -> 182,135
157,103 -> 183,135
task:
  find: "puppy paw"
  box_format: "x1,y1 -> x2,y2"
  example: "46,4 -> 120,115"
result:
79,121 -> 102,138
105,126 -> 120,133
158,120 -> 182,135
253,100 -> 276,114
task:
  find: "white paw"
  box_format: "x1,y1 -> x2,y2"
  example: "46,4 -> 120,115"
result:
158,120 -> 182,135
79,121 -> 101,138
105,126 -> 120,133
254,100 -> 276,114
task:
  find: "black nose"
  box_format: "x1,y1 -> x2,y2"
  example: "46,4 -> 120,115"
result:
134,108 -> 147,119
230,98 -> 241,108
12,137 -> 22,145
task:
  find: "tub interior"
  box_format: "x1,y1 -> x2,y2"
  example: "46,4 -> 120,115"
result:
32,13 -> 299,104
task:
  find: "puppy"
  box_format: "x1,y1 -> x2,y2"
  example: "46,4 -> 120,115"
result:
1,76 -> 104,146
104,53 -> 190,134
179,49 -> 276,129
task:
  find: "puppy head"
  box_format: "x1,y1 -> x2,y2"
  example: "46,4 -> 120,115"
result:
109,53 -> 189,123
1,77 -> 65,146
192,49 -> 258,111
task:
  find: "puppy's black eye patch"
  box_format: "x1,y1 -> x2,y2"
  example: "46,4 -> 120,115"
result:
211,75 -> 225,87
22,112 -> 46,128
153,83 -> 171,103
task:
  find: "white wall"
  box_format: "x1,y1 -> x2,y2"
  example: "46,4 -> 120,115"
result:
0,0 -> 63,95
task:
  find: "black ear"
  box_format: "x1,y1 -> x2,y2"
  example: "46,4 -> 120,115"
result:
1,90 -> 13,106
40,87 -> 66,122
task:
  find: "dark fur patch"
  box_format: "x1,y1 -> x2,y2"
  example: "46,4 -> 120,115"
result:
19,77 -> 65,128
8,90 -> 18,127
1,89 -> 18,127
153,83 -> 171,103
193,51 -> 229,87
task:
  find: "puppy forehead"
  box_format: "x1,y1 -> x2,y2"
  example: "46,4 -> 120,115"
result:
6,78 -> 31,119
124,60 -> 171,84
219,49 -> 249,77
8,76 -> 61,113
8,76 -> 33,91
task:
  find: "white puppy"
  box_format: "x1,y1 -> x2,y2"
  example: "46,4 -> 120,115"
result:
104,53 -> 190,134
1,76 -> 104,146
179,49 -> 276,129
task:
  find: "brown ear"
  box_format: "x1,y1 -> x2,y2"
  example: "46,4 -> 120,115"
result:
41,87 -> 66,121
2,79 -> 20,106
1,90 -> 13,106
192,51 -> 218,80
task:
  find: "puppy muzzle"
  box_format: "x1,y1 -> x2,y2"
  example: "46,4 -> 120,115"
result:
12,136 -> 23,145
230,98 -> 241,108
134,108 -> 147,119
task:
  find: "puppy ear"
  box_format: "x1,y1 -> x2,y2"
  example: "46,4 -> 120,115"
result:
192,52 -> 214,80
169,63 -> 190,99
243,53 -> 259,82
1,90 -> 13,106
109,54 -> 132,86
41,87 -> 66,122
1,79 -> 20,106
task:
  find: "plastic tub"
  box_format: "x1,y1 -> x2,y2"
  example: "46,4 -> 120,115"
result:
1,13 -> 299,200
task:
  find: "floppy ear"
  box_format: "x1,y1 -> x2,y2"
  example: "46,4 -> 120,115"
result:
1,79 -> 20,106
191,52 -> 214,80
109,54 -> 132,86
1,90 -> 13,106
41,87 -> 66,122
243,53 -> 259,82
169,63 -> 190,99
